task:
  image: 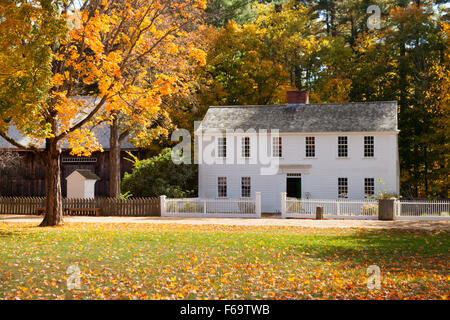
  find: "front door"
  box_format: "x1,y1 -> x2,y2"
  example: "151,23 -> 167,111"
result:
287,177 -> 302,199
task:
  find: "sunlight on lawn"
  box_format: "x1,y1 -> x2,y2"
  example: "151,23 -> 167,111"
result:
0,223 -> 448,300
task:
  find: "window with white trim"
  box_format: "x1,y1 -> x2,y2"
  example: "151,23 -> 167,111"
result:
338,136 -> 348,157
338,177 -> 348,198
364,136 -> 374,158
272,137 -> 282,157
242,137 -> 250,158
364,178 -> 375,198
241,177 -> 251,198
305,137 -> 315,157
217,137 -> 226,158
218,177 -> 227,197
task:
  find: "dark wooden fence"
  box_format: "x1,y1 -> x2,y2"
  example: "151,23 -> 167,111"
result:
0,197 -> 160,216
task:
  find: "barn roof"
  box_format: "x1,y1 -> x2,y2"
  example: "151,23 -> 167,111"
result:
0,96 -> 137,150
0,124 -> 137,150
198,101 -> 398,133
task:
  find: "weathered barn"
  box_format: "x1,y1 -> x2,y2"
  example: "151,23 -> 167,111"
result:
0,125 -> 139,197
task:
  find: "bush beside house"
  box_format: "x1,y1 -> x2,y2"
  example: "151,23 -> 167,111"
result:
121,148 -> 197,198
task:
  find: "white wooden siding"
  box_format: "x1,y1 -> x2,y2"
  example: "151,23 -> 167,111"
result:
198,132 -> 399,212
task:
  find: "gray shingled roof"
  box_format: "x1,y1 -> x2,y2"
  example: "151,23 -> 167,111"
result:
198,101 -> 398,133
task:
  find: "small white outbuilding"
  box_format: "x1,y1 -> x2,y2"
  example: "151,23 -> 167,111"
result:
66,169 -> 100,199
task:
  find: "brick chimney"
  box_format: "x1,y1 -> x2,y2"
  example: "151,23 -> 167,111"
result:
286,90 -> 309,104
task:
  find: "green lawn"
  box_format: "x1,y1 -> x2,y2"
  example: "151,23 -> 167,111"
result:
0,222 -> 448,300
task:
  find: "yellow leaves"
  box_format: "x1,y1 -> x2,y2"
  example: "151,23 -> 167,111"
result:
194,0 -> 207,10
18,286 -> 29,293
152,74 -> 178,97
189,47 -> 207,66
104,51 -> 123,78
166,42 -> 179,55
101,0 -> 109,9
67,129 -> 103,157
0,222 -> 449,300
98,77 -> 114,97
51,73 -> 65,87
287,277 -> 296,283
1,0 -> 207,159
159,82 -> 173,96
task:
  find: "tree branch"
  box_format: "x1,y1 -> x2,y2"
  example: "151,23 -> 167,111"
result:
0,130 -> 39,153
119,130 -> 130,143
56,95 -> 109,142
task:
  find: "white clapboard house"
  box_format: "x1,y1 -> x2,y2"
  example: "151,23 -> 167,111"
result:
195,91 -> 400,213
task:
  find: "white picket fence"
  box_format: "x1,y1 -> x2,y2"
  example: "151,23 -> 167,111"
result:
281,193 -> 378,220
161,192 -> 261,218
395,200 -> 450,221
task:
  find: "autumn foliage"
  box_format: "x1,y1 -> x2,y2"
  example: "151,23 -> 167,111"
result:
189,0 -> 449,198
0,222 -> 448,300
0,0 -> 207,225
0,0 -> 448,228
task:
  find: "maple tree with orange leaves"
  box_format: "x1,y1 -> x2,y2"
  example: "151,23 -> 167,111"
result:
0,0 -> 207,226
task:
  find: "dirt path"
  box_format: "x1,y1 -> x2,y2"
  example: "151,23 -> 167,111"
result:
0,214 -> 448,231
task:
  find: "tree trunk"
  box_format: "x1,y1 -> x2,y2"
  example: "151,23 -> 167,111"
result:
39,141 -> 63,227
109,116 -> 121,198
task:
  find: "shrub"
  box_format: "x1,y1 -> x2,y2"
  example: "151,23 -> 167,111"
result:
360,203 -> 379,216
181,201 -> 202,213
287,201 -> 302,213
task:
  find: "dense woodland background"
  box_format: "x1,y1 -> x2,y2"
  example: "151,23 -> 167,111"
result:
164,0 -> 449,199
0,0 -> 448,201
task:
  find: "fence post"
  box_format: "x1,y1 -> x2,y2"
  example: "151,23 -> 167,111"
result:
160,195 -> 167,217
337,202 -> 340,216
379,199 -> 395,221
281,192 -> 287,219
255,192 -> 261,218
316,206 -> 323,220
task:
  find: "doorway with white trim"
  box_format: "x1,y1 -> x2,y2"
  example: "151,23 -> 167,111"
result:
286,173 -> 302,199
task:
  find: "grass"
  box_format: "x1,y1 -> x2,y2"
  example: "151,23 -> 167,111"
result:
0,222 -> 448,300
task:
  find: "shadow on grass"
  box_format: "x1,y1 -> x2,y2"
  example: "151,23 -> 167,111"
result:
386,219 -> 449,231
197,226 -> 450,269
279,228 -> 450,269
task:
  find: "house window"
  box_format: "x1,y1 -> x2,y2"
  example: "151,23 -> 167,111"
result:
242,137 -> 250,158
272,137 -> 282,157
338,136 -> 348,157
364,136 -> 374,157
241,177 -> 251,198
218,177 -> 227,197
305,137 -> 315,157
364,178 -> 375,198
338,177 -> 348,198
217,137 -> 226,158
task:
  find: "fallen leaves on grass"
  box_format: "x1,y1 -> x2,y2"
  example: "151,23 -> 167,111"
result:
0,222 -> 448,300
